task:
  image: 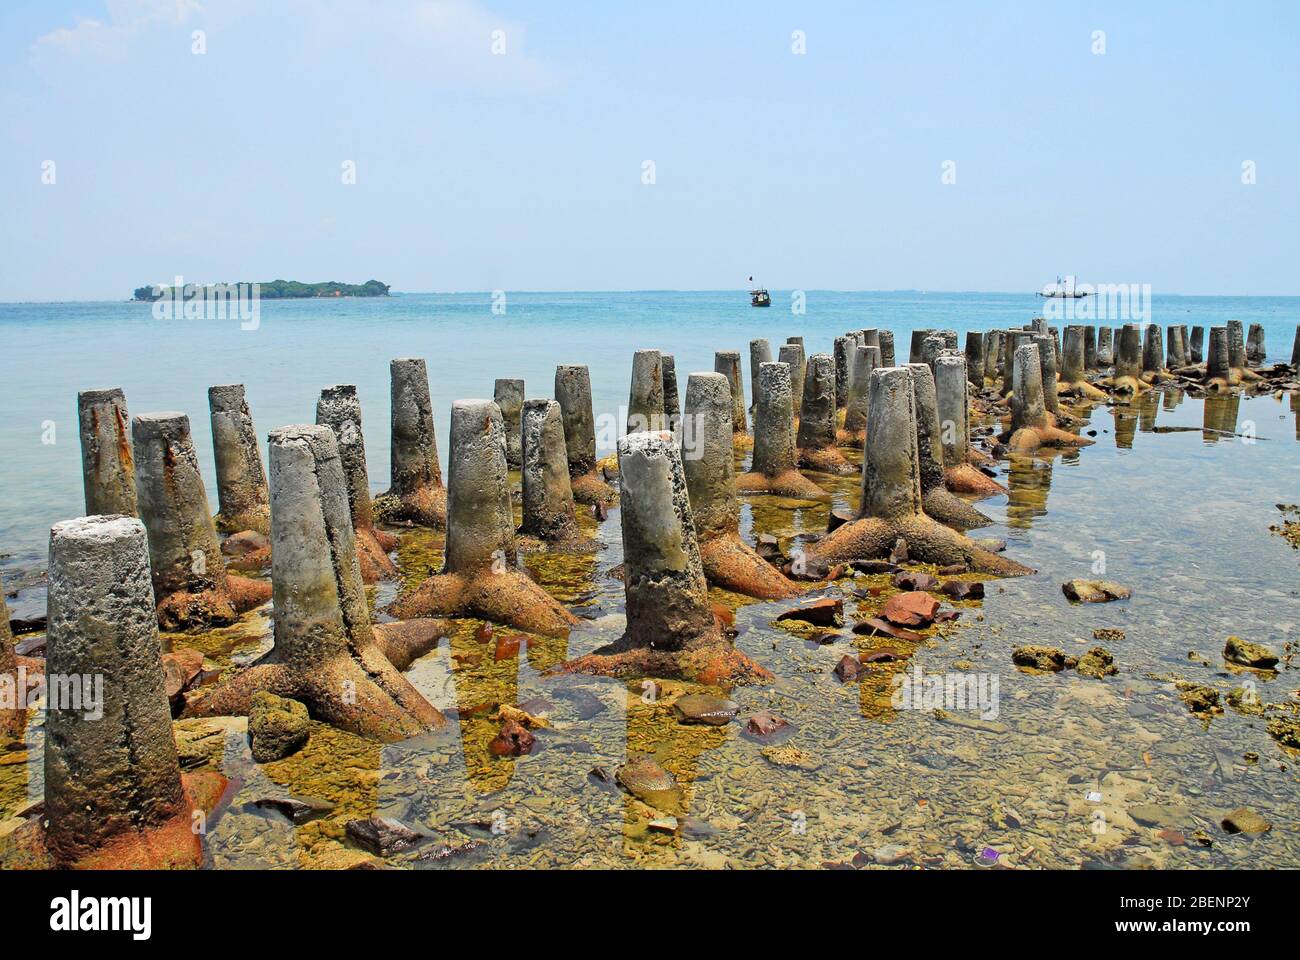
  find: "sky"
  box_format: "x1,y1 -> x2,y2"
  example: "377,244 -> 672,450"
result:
0,0 -> 1297,300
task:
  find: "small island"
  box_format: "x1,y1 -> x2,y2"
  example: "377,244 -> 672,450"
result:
133,279 -> 391,301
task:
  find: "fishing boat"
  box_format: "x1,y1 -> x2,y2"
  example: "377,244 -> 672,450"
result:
748,276 -> 770,307
1037,275 -> 1092,299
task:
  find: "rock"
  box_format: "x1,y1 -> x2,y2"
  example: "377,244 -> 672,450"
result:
834,655 -> 862,682
889,538 -> 909,564
488,718 -> 536,756
756,534 -> 785,565
251,794 -> 336,824
1075,646 -> 1118,678
680,817 -> 717,839
973,538 -> 1006,553
1220,807 -> 1271,835
221,529 -> 270,557
851,560 -> 897,575
494,633 -> 522,661
9,615 -> 46,636
853,617 -> 925,642
1062,579 -> 1131,603
1129,804 -> 1189,830
492,703 -> 548,729
345,815 -> 430,856
616,757 -> 681,812
162,648 -> 205,702
892,571 -> 938,591
1223,636 -> 1279,670
827,507 -> 855,533
248,691 -> 310,762
873,844 -> 912,865
1175,681 -> 1221,715
1266,715 -> 1300,749
173,716 -> 246,769
939,580 -> 984,600
672,693 -> 738,726
859,647 -> 907,663
745,710 -> 790,738
881,591 -> 940,627
932,709 -> 1008,735
776,598 -> 843,627
760,744 -> 821,770
935,563 -> 966,576
1012,645 -> 1077,672
647,816 -> 679,834
1093,627 -> 1125,642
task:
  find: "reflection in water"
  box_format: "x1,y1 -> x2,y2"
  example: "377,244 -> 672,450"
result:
1004,455 -> 1053,529
1203,393 -> 1241,443
1161,387 -> 1185,413
1293,391 -> 1300,441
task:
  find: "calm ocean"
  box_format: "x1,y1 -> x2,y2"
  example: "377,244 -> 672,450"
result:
1,290 -> 1296,583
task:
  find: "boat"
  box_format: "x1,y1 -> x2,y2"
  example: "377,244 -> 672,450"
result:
748,276 -> 770,307
1037,275 -> 1092,299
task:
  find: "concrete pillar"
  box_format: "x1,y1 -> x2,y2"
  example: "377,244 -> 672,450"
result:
833,336 -> 852,407
1246,323 -> 1266,365
555,364 -> 615,504
661,355 -> 681,433
520,399 -> 579,543
860,367 -> 923,521
1083,326 -> 1098,370
909,328 -> 937,363
44,516 -> 196,868
934,354 -> 969,469
1096,327 -> 1114,366
445,400 -> 516,572
1226,320 -> 1247,370
751,362 -> 797,479
1206,327 -> 1231,385
908,363 -> 989,529
1190,326 -> 1205,364
843,344 -> 881,437
984,330 -> 1004,382
778,342 -> 805,415
383,358 -> 446,526
1291,325 -> 1300,369
627,349 -> 665,434
796,353 -> 837,451
316,384 -> 376,532
1032,332 -> 1061,415
1061,326 -> 1086,383
714,350 -> 747,435
878,330 -> 896,367
748,338 -> 772,413
77,388 -> 137,517
1116,324 -> 1143,379
617,431 -> 715,651
964,332 -> 984,385
208,384 -> 270,534
132,412 -> 224,602
1142,324 -> 1165,373
1011,344 -> 1047,434
493,378 -> 525,469
1166,325 -> 1187,368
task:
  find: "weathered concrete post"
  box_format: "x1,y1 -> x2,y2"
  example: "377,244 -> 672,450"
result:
186,426 -> 442,741
682,372 -> 798,599
316,384 -> 398,582
921,334 -> 948,374
778,342 -> 806,416
840,344 -> 881,445
1108,324 -> 1149,394
1008,344 -> 1094,453
1203,327 -> 1232,390
1060,326 -> 1108,399
714,350 -> 748,437
964,332 -> 984,385
907,363 -> 990,530
1166,326 -> 1187,369
208,384 -> 270,535
77,388 -> 137,517
389,401 -> 579,636
493,378 -> 525,469
554,364 -> 615,504
1032,332 -> 1063,416
519,398 -> 582,546
796,353 -> 854,474
748,338 -> 772,413
935,354 -> 1005,498
1291,325 -> 1300,369
834,336 -> 853,407
909,328 -> 937,364
661,355 -> 682,433
378,358 -> 446,527
133,412 -> 269,629
737,362 -> 829,500
44,515 -> 199,868
627,349 -> 665,434
878,330 -> 896,367
1096,327 -> 1114,366
801,368 -> 1031,577
984,330 -> 1004,382
1190,326 -> 1206,364
1246,323 -> 1266,365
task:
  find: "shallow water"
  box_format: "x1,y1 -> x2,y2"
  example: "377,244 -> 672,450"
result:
2,384 -> 1296,869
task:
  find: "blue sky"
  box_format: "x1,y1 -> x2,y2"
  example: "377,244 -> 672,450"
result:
1,0 -> 1297,300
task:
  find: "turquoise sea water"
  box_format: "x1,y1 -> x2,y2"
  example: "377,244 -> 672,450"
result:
1,290 -> 1296,588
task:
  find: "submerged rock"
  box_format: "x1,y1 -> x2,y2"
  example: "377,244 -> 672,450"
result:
1012,645 -> 1077,672
1076,647 -> 1118,678
881,591 -> 940,627
892,571 -> 938,592
1062,579 -> 1131,603
745,710 -> 790,738
760,744 -> 821,770
1176,681 -> 1222,716
489,718 -> 536,756
776,598 -> 844,627
834,655 -> 862,682
251,795 -> 336,824
672,693 -> 739,726
248,691 -> 310,762
616,757 -> 681,812
345,815 -> 431,856
1220,807 -> 1271,835
1266,715 -> 1300,750
1223,636 -> 1279,670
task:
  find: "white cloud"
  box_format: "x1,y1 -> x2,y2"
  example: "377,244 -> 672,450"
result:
32,0 -> 202,62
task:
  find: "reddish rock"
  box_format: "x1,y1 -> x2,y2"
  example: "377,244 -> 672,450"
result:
860,647 -> 908,663
494,633 -> 522,661
853,617 -> 925,642
776,598 -> 844,627
162,648 -> 205,702
474,623 -> 494,644
746,710 -> 790,737
881,591 -> 940,627
489,718 -> 536,757
892,571 -> 938,591
221,530 -> 270,557
939,580 -> 985,600
834,655 -> 862,682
